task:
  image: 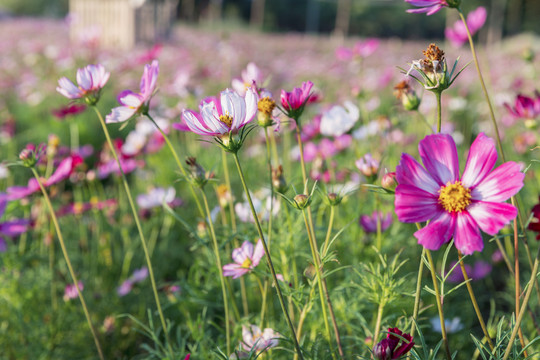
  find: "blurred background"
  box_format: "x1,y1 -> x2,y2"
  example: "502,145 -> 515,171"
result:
0,0 -> 538,43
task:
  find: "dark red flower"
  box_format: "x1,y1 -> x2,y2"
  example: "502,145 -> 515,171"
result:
528,196 -> 540,240
52,104 -> 87,119
373,327 -> 414,360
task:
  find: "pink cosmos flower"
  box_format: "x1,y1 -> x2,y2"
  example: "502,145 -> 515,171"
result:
117,266 -> 148,296
106,60 -> 159,123
445,7 -> 487,47
241,324 -> 279,352
504,91 -> 540,120
280,81 -> 314,119
56,64 -> 110,101
7,155 -> 83,201
395,133 -> 524,255
335,38 -> 379,61
51,104 -> 87,119
63,281 -> 84,301
0,194 -> 30,251
359,211 -> 393,233
405,0 -> 448,15
232,62 -> 263,96
446,260 -> 492,283
223,240 -> 265,279
356,153 -> 379,178
182,88 -> 258,136
373,328 -> 414,360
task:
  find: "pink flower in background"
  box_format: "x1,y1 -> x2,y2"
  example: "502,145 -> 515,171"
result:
51,104 -> 86,119
528,197 -> 540,241
336,38 -> 379,60
117,267 -> 148,296
241,324 -> 279,352
57,198 -> 118,217
356,153 -> 379,178
106,60 -> 159,123
223,240 -> 264,279
0,194 -> 30,251
446,260 -> 492,283
395,133 -> 524,254
63,281 -> 83,301
280,81 -> 314,119
445,7 -> 487,47
232,62 -> 263,96
182,88 -> 258,136
359,211 -> 393,233
404,0 -> 448,15
504,91 -> 540,120
56,64 -> 109,101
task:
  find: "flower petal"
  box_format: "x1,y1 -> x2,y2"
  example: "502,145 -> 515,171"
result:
395,153 -> 439,194
471,162 -> 524,202
221,89 -> 246,131
453,211 -> 483,255
252,239 -> 265,267
182,110 -> 217,136
223,264 -> 249,279
414,211 -> 455,251
0,219 -> 30,237
419,133 -> 460,185
467,201 -> 517,235
232,241 -> 253,264
461,133 -> 497,189
243,87 -> 258,127
395,184 -> 439,223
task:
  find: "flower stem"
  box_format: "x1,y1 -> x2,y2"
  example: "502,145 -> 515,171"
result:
410,247 -> 425,337
31,168 -> 104,360
425,249 -> 452,360
301,209 -> 333,353
92,107 -> 170,350
322,206 -> 335,257
200,189 -> 231,354
457,251 -> 494,351
145,114 -> 205,219
232,152 -> 304,359
502,247 -> 540,360
513,217 -> 528,354
435,92 -> 442,133
372,301 -> 385,344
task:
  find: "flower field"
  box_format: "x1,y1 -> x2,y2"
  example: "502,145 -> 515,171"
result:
0,8 -> 539,359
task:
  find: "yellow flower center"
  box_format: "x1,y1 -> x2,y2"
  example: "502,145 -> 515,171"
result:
241,258 -> 252,269
219,113 -> 233,128
258,97 -> 276,116
438,181 -> 471,213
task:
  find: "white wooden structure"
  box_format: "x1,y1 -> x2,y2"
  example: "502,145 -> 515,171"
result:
69,0 -> 177,49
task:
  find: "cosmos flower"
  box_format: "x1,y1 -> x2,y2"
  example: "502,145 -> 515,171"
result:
117,267 -> 148,296
51,104 -> 87,119
446,260 -> 492,282
395,133 -> 524,255
372,327 -> 414,360
280,81 -> 314,119
56,64 -> 110,104
222,240 -> 265,279
528,197 -> 540,240
319,101 -> 360,137
232,62 -> 263,96
106,60 -> 159,123
359,211 -> 393,233
63,281 -> 84,301
404,0 -> 448,16
182,88 -> 258,136
241,324 -> 279,352
504,91 -> 540,120
335,38 -> 379,60
137,187 -> 177,209
445,7 -> 487,47
0,194 -> 30,251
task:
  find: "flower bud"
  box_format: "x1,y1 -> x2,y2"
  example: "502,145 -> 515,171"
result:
272,165 -> 288,194
186,157 -> 210,188
356,153 -> 379,182
19,143 -> 45,168
394,80 -> 420,111
372,339 -> 391,360
326,192 -> 342,206
293,194 -> 310,209
381,172 -> 397,191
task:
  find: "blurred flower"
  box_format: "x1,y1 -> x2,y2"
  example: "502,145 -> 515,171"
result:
319,101 -> 360,137
117,266 -> 148,296
56,64 -> 109,105
235,191 -> 279,223
241,324 -> 279,352
382,172 -> 397,191
446,260 -> 492,282
431,316 -> 463,333
57,198 -> 117,217
0,194 -> 30,251
223,240 -> 264,279
232,62 -> 263,96
106,60 -> 159,123
360,211 -> 393,233
395,133 -> 524,255
280,81 -> 314,120
356,153 -> 379,180
102,316 -> 115,334
18,143 -> 46,168
0,164 -> 8,179
372,327 -> 414,360
63,281 -> 83,301
137,187 -> 177,209
51,104 -> 86,120
504,91 -> 540,122
404,0 -> 449,15
445,7 -> 487,47
528,197 -> 540,240
336,38 -> 379,60
394,80 -> 421,111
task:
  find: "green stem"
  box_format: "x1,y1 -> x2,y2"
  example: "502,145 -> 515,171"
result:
502,247 -> 540,360
146,113 -> 205,219
435,92 -> 442,133
232,152 -> 304,359
457,252 -> 494,351
200,189 -> 231,354
31,168 -> 104,360
92,107 -> 170,351
322,206 -> 335,258
410,247 -> 425,337
425,249 -> 452,360
373,301 -> 385,344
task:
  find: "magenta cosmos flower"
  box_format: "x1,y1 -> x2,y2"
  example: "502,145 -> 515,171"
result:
504,91 -> 540,120
57,64 -> 110,104
395,133 -> 524,255
445,7 -> 487,47
373,327 -> 414,360
223,240 -> 264,279
404,0 -> 448,15
182,88 -> 258,137
280,81 -> 314,119
106,60 -> 159,123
